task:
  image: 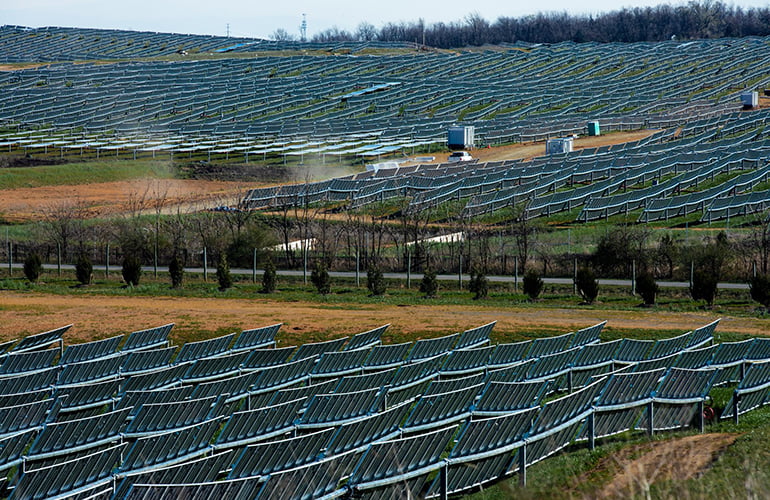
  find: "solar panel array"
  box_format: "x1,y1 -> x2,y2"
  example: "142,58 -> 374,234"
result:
241,109 -> 770,223
0,317 -> 765,498
1,34 -> 769,172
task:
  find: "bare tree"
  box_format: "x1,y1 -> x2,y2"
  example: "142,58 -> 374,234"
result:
271,28 -> 295,42
41,199 -> 90,260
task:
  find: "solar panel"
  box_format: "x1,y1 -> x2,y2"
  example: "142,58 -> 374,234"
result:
291,337 -> 348,361
325,401 -> 411,457
334,367 -> 397,394
59,335 -> 122,365
474,380 -> 550,417
248,355 -> 317,394
407,333 -> 459,362
0,397 -> 52,437
255,451 -> 359,500
182,351 -> 248,383
11,324 -> 71,354
403,383 -> 483,433
242,346 -> 296,369
57,354 -> 123,387
214,398 -> 303,449
527,332 -> 575,359
311,347 -> 371,378
441,346 -> 494,376
124,395 -> 219,438
299,387 -> 384,429
115,450 -> 233,500
488,341 -> 531,368
174,333 -> 235,363
0,428 -> 36,473
0,367 -> 57,395
344,324 -> 388,351
27,407 -> 130,461
455,322 -> 495,349
0,349 -> 58,377
55,378 -> 119,413
349,425 -> 457,491
119,418 -> 221,474
120,362 -> 189,393
570,321 -> 606,347
231,323 -> 281,352
120,347 -> 175,376
11,443 -> 124,500
389,355 -> 445,390
125,475 -> 263,500
269,379 -> 337,408
228,427 -> 334,479
122,324 -> 173,352
363,342 -> 411,370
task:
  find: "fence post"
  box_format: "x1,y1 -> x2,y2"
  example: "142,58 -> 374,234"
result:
573,258 -> 578,295
203,247 -> 208,282
514,256 -> 518,292
631,259 -> 636,296
7,240 -> 11,276
439,464 -> 448,500
105,244 -> 109,278
697,400 -> 705,433
252,248 -> 257,284
518,444 -> 527,487
647,401 -> 655,438
406,249 -> 411,289
458,253 -> 463,290
733,392 -> 740,425
57,243 -> 61,276
588,412 -> 596,450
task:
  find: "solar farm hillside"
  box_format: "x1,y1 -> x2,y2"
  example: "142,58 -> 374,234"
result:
5,25 -> 770,500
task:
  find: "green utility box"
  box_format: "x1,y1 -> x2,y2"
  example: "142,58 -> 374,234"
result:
587,120 -> 600,136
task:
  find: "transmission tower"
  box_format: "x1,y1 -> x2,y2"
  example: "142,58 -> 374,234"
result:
300,14 -> 307,43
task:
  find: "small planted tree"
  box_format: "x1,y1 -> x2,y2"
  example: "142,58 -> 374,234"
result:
261,256 -> 277,294
122,255 -> 142,287
311,262 -> 331,295
420,268 -> 438,298
468,268 -> 488,300
690,267 -> 718,307
522,268 -> 544,300
749,273 -> 770,310
75,252 -> 92,285
636,270 -> 658,306
23,252 -> 43,283
366,265 -> 386,297
216,253 -> 232,291
168,254 -> 184,289
575,267 -> 599,304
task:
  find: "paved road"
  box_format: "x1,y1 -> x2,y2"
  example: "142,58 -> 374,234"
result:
10,263 -> 750,290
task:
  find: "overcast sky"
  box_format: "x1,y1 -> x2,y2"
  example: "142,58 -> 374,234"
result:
4,0 -> 770,40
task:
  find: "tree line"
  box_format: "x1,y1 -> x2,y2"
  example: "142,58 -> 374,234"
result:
298,1 -> 770,47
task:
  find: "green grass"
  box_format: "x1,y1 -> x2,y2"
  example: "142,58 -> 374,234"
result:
0,160 -> 175,189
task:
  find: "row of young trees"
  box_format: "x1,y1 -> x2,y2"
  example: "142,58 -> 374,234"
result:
14,190 -> 770,308
302,1 -> 770,47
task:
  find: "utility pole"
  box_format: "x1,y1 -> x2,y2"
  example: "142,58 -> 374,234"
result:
226,23 -> 230,37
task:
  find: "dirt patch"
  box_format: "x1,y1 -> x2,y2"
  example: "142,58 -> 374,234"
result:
416,130 -> 660,165
0,292 -> 759,347
0,155 -> 68,168
592,433 -> 740,499
0,179 -> 246,222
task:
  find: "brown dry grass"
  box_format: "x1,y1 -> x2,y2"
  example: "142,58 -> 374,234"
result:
595,433 -> 740,499
0,179 -> 246,222
0,291 -> 760,347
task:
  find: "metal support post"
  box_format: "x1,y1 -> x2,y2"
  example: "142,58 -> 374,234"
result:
647,401 -> 655,438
